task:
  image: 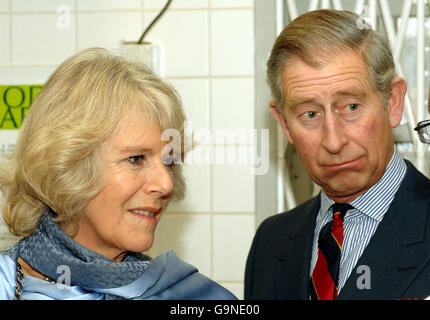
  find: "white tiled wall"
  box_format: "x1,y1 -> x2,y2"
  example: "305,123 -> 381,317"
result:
0,0 -> 255,300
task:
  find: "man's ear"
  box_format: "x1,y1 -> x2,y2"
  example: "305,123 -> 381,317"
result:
269,101 -> 294,145
387,77 -> 407,128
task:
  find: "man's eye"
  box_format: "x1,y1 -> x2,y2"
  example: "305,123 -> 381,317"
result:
346,104 -> 359,112
128,155 -> 145,166
302,111 -> 319,119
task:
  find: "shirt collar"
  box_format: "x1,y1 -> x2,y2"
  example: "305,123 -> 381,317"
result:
319,148 -> 407,222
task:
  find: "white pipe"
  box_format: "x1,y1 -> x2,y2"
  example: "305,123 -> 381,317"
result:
286,0 -> 298,21
379,0 -> 419,157
276,0 -> 296,212
309,0 -> 319,11
369,0 -> 377,30
275,0 -> 284,213
322,0 -> 330,9
379,0 -> 396,50
355,0 -> 365,14
417,0 -> 426,172
276,0 -> 285,34
394,0 -> 413,62
332,0 -> 342,10
277,128 -> 287,212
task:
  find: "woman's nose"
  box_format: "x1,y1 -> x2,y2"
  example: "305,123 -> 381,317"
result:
144,159 -> 174,198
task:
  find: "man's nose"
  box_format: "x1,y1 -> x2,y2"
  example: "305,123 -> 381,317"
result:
321,113 -> 347,154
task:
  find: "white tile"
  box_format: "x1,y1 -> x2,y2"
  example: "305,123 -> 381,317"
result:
167,163 -> 210,212
147,214 -> 211,277
0,0 -> 8,12
143,0 -> 208,9
0,130 -> 19,156
12,0 -> 75,12
12,14 -> 75,65
211,10 -> 254,76
142,11 -> 209,77
219,282 -> 244,299
211,78 -> 254,130
212,162 -> 255,212
0,15 -> 9,66
213,214 -> 255,281
211,0 -> 253,8
0,66 -> 56,84
77,12 -> 142,51
77,0 -> 141,11
167,78 -> 209,129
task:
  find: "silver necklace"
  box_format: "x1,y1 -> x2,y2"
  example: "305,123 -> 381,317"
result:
14,261 -> 56,300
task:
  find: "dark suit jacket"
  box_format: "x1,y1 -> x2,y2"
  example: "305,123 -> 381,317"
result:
245,160 -> 430,299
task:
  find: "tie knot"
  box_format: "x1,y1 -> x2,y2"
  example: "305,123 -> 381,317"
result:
331,203 -> 352,221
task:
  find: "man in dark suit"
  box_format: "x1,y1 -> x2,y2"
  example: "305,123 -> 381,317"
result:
245,9 -> 430,300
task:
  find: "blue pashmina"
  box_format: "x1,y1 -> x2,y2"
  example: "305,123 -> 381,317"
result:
0,208 -> 236,300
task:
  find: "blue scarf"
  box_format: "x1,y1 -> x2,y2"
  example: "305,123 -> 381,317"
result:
4,208 -> 236,300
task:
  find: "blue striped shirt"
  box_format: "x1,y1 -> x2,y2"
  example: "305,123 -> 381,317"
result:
310,148 -> 407,293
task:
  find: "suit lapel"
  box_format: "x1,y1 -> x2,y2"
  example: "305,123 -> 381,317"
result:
339,163 -> 430,299
274,197 -> 320,299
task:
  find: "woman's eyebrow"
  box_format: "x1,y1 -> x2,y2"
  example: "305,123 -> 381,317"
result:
118,146 -> 152,154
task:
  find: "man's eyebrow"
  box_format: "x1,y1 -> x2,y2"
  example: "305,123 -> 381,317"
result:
284,90 -> 367,109
284,98 -> 317,110
333,89 -> 367,100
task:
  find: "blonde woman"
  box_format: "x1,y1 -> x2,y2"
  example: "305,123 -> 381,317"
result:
0,48 -> 236,300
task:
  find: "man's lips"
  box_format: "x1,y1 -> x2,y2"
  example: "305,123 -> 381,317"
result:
321,158 -> 362,168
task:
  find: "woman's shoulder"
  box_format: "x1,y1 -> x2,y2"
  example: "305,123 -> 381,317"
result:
0,250 -> 18,299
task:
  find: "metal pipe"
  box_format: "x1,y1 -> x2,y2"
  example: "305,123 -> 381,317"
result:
417,0 -> 426,172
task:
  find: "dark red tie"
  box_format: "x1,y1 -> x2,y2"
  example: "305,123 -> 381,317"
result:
310,203 -> 352,300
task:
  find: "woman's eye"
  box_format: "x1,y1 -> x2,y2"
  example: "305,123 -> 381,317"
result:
128,155 -> 145,166
163,156 -> 179,168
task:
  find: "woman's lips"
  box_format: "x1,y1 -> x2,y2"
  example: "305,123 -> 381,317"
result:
128,207 -> 162,220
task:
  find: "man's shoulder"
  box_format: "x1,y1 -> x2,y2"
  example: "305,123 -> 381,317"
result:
257,195 -> 320,235
398,160 -> 430,200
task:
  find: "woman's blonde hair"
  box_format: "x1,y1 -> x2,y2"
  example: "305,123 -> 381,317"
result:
267,9 -> 396,114
0,47 -> 186,237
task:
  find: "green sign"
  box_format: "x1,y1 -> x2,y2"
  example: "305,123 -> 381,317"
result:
0,85 -> 42,129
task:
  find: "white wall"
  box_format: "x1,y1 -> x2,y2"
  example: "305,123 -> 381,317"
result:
0,0 -> 256,299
